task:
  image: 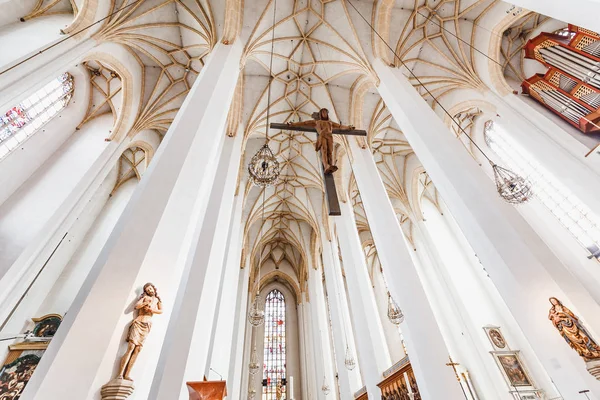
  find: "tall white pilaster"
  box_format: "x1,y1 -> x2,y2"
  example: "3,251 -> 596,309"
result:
228,266 -> 250,400
335,201 -> 391,398
347,137 -> 464,400
319,227 -> 356,400
501,0 -> 600,36
308,265 -> 337,400
20,41 -> 243,400
149,128 -> 244,400
207,182 -> 245,379
374,59 -> 600,398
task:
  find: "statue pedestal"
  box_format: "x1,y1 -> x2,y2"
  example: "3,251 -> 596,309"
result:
187,381 -> 227,400
586,359 -> 600,380
101,378 -> 135,400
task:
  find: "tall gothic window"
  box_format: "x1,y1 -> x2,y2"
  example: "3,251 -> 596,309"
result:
263,289 -> 286,400
0,73 -> 74,160
484,120 -> 600,259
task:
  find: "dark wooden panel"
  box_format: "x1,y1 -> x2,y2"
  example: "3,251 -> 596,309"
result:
324,172 -> 341,216
270,123 -> 367,136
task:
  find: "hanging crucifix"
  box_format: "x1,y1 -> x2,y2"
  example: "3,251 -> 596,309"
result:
271,108 -> 367,216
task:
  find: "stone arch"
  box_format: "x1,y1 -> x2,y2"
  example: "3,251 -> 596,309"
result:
80,42 -> 143,142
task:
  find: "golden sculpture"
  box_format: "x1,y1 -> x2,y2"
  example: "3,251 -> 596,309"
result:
287,108 -> 354,174
276,380 -> 283,400
548,297 -> 600,361
117,283 -> 163,381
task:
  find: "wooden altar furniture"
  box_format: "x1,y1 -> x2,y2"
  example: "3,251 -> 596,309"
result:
378,356 -> 422,399
186,381 -> 227,400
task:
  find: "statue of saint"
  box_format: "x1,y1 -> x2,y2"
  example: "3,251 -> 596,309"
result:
287,108 -> 354,174
117,283 -> 163,381
276,379 -> 283,400
548,297 -> 600,361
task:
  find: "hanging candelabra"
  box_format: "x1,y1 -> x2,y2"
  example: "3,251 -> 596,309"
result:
249,344 -> 260,375
248,294 -> 265,327
248,144 -> 280,187
247,0 -> 280,188
345,345 -> 356,371
492,164 -> 532,204
344,0 -> 532,206
387,293 -> 404,325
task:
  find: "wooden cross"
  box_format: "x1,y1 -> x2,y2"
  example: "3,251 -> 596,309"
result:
270,122 -> 367,216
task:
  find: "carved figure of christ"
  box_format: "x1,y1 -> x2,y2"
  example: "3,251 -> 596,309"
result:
270,108 -> 367,216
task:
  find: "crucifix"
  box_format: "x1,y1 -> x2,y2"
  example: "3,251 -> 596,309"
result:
271,108 -> 367,216
446,356 -> 469,400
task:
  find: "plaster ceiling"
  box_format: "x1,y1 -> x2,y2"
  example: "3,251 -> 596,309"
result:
19,0 -> 558,288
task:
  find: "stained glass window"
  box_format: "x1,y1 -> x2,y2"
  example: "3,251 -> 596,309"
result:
263,289 -> 286,400
0,73 -> 74,160
484,120 -> 600,259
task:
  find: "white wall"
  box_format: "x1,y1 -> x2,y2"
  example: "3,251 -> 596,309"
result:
0,64 -> 90,207
0,0 -> 40,27
0,113 -> 112,277
39,178 -> 137,316
0,15 -> 73,71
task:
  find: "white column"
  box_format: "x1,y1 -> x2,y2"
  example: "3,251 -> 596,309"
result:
207,176 -> 245,379
503,0 -> 600,36
347,138 -> 464,400
228,266 -> 250,400
319,228 -> 355,400
336,201 -> 393,398
20,41 -> 243,400
374,59 -> 600,398
308,266 -> 336,400
297,301 -> 309,399
301,292 -> 318,400
149,130 -> 244,399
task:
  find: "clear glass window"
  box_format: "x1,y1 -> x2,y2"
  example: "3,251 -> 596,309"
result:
484,120 -> 600,259
0,73 -> 74,160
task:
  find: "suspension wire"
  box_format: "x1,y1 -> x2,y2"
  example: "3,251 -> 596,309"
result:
0,0 -> 144,76
345,0 -> 496,165
264,0 -> 278,144
256,0 -> 279,296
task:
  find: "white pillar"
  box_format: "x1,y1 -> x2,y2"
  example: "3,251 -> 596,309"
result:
207,175 -> 245,379
20,41 -> 243,400
335,202 -> 393,398
319,228 -> 355,400
308,265 -> 336,400
503,0 -> 600,36
348,138 -> 463,400
149,130 -> 244,399
374,59 -> 600,398
301,292 -> 318,400
228,266 -> 250,400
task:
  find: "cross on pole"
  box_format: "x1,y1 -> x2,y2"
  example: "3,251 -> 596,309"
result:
446,356 -> 469,400
270,110 -> 367,217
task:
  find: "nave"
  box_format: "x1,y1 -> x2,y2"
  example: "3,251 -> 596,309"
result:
1,1 -> 600,399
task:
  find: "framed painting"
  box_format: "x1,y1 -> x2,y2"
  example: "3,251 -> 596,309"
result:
492,351 -> 534,388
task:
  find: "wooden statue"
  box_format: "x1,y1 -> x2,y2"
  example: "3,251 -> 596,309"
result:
548,297 -> 600,361
286,108 -> 354,174
116,283 -> 163,381
276,379 -> 283,400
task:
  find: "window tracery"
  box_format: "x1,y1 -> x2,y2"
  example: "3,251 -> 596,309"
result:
0,73 -> 74,160
263,289 -> 286,400
484,120 -> 600,259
